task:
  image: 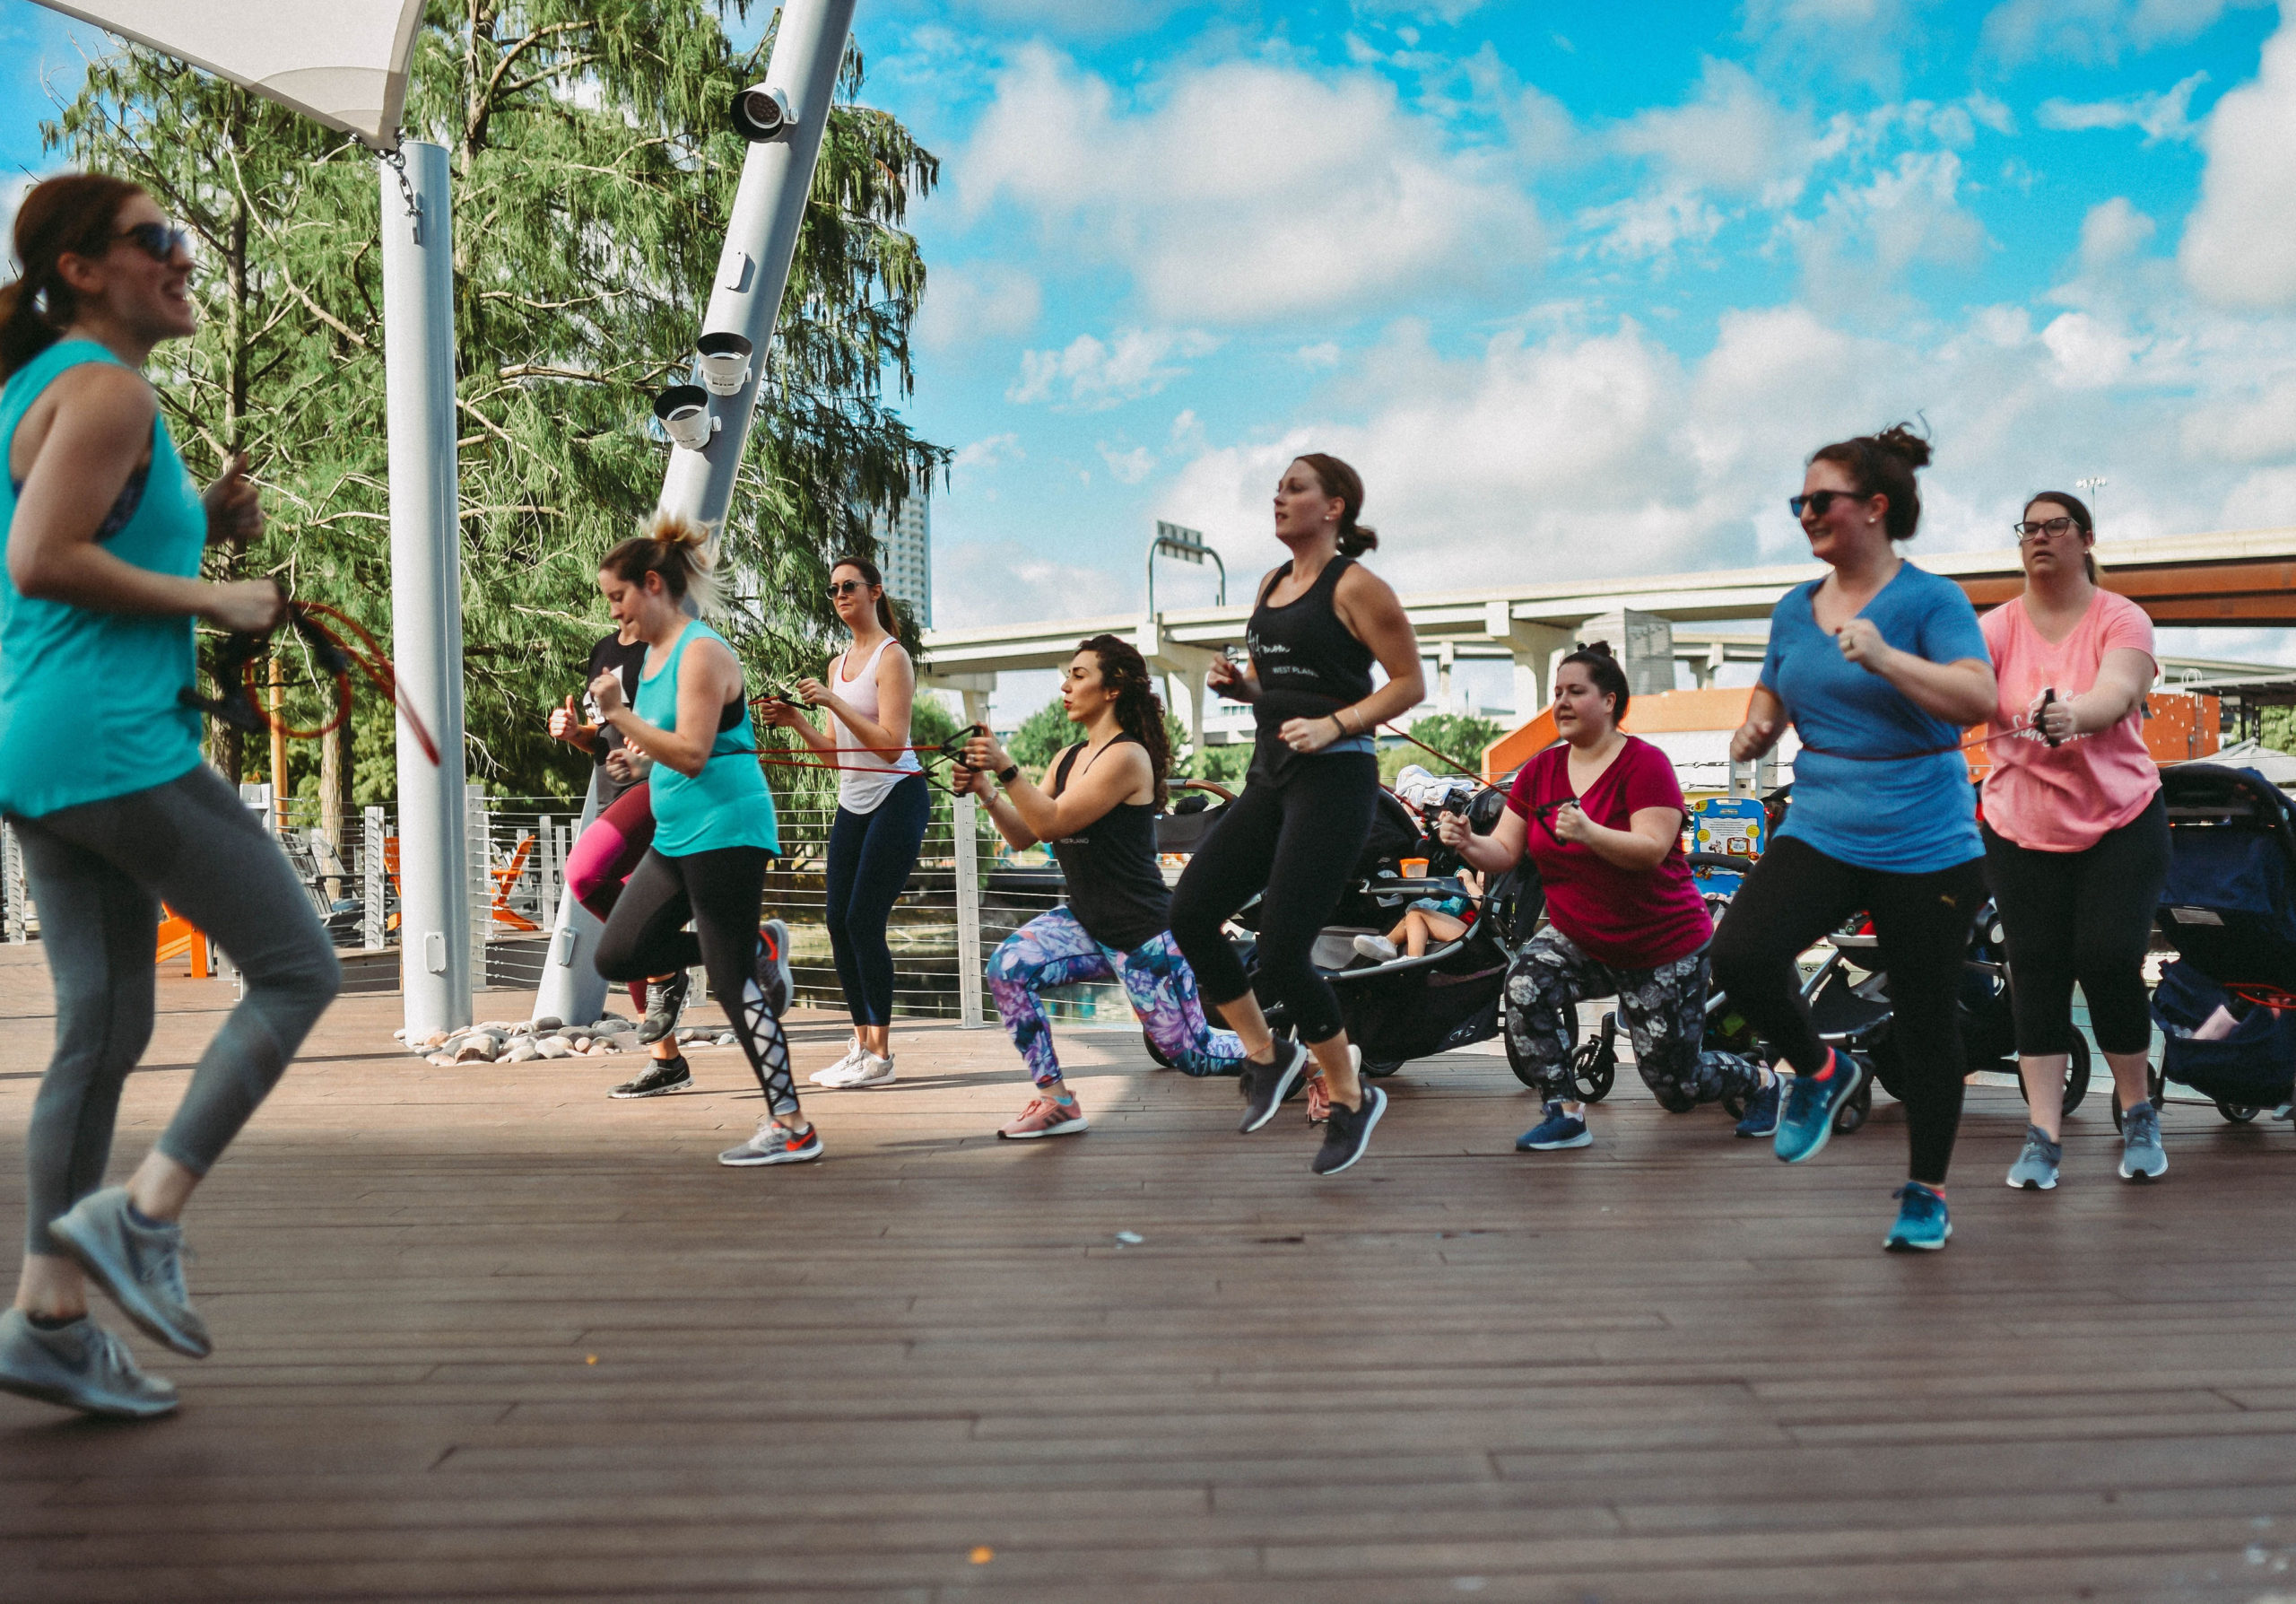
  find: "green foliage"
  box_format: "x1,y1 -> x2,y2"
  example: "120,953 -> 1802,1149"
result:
1407,714 -> 1505,768
1184,743 -> 1252,788
2260,707 -> 2296,754
47,1 -> 944,801
1006,695 -> 1078,774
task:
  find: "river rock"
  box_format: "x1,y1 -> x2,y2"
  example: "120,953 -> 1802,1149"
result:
532,1016 -> 562,1033
535,1038 -> 571,1059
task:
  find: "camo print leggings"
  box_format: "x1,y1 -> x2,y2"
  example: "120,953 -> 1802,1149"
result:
990,908 -> 1248,1086
1505,927 -> 1761,1111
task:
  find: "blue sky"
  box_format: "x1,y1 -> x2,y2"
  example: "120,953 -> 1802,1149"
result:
7,1 -> 2296,702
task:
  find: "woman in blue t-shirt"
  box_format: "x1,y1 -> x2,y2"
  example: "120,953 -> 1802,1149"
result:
1712,424 -> 1996,1253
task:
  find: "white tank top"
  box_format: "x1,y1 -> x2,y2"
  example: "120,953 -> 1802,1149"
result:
832,634 -> 923,813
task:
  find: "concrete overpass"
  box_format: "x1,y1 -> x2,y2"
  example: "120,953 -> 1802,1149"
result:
919,526 -> 2296,737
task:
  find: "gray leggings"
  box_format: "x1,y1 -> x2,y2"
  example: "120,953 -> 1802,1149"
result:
10,765 -> 340,1257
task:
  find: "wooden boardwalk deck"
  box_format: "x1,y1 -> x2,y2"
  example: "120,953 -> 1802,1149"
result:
2,943 -> 2293,1602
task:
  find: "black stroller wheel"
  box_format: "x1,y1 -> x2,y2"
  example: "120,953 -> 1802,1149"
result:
1569,1013 -> 1618,1103
2013,1032 -> 2091,1119
2218,1102 -> 2260,1123
1362,1059 -> 1405,1078
1832,1064 -> 1874,1135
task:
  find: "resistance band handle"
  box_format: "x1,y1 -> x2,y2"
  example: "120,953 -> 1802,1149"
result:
2039,685 -> 2064,748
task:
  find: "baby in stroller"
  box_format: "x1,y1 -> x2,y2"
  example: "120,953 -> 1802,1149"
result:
1353,869 -> 1484,963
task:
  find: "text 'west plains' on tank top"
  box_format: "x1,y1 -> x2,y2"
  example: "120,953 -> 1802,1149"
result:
831,634 -> 924,815
1048,733 -> 1171,952
1246,554 -> 1376,778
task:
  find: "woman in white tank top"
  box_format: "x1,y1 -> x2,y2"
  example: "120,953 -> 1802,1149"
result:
761,555 -> 932,1086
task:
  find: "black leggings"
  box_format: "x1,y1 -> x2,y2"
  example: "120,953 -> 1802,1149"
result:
1982,793 -> 2169,1058
1709,835 -> 1986,1187
1169,753 -> 1378,1045
592,845 -> 798,1120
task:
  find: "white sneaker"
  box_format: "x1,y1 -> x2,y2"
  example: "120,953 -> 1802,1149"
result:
840,1052 -> 896,1089
1352,933 -> 1398,963
809,1041 -> 864,1086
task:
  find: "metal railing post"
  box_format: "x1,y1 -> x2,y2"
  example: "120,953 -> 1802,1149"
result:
2,824 -> 23,943
955,794 -> 983,1026
363,806 -> 387,952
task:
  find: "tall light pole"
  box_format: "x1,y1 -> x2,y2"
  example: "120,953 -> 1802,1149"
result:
2077,475 -> 2108,530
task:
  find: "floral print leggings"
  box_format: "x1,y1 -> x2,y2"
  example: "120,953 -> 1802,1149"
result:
1505,927 -> 1762,1111
990,907 -> 1248,1086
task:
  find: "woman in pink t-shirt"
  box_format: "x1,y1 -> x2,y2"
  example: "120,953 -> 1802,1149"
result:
1440,643 -> 1771,1153
1980,490 -> 2170,1191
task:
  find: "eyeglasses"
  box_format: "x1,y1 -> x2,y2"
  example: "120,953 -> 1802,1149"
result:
115,222 -> 195,264
1788,489 -> 1866,519
826,579 -> 868,598
2013,517 -> 2082,542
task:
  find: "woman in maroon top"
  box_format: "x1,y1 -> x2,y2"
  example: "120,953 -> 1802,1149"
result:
1441,644 -> 1770,1151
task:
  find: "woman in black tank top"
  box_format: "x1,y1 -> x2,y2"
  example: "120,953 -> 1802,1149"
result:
1168,454 -> 1426,1177
960,636 -> 1246,1139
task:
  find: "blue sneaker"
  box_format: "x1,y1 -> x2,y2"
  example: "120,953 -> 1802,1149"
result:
1516,1100 -> 1590,1151
1774,1050 -> 1862,1164
1735,1074 -> 1781,1138
1883,1182 -> 1952,1251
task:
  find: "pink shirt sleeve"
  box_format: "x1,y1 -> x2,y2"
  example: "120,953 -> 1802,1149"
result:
2098,593 -> 2157,663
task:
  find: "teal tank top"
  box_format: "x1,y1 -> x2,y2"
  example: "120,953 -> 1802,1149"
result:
636,619 -> 779,857
0,341 -> 207,818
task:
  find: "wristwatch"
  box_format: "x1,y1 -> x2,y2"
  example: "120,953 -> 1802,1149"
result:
997,763 -> 1020,785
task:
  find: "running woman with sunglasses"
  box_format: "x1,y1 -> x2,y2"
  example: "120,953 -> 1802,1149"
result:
1713,424 -> 1996,1252
761,556 -> 928,1090
1983,492 -> 2168,1190
587,517 -> 817,1167
961,634 -> 1247,1138
1169,453 -> 1424,1176
0,175 -> 342,1417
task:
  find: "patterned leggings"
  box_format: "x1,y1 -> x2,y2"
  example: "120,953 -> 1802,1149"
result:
989,907 -> 1248,1086
1505,927 -> 1761,1111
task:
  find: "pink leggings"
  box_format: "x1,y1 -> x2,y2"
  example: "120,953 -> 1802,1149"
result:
568,780 -> 656,1007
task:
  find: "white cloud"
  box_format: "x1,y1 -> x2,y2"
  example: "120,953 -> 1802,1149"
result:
1613,60 -> 1813,196
1793,149 -> 1990,308
1984,0 -> 2267,65
913,262 -> 1042,353
2036,69 -> 2210,142
2078,196 -> 2158,266
952,432 -> 1023,472
2181,12 -> 2296,310
935,539 -> 1133,628
961,45 -> 1545,322
1098,442 -> 1157,484
0,172 -> 35,267
1008,327 -> 1221,409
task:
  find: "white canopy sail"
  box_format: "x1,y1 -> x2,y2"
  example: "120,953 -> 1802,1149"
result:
31,0 -> 424,147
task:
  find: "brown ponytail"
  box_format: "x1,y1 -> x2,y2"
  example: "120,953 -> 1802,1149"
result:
831,554 -> 900,634
1294,452 -> 1378,557
1,173 -> 144,379
601,510 -> 722,615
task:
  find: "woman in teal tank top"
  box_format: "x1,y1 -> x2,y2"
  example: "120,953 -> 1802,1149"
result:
0,175 -> 340,1420
584,516 -> 818,1169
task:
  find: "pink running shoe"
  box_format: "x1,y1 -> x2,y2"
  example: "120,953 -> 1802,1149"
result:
997,1094 -> 1090,1140
1305,1070 -> 1331,1126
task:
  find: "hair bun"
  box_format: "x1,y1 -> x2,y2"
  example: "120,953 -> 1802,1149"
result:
644,510 -> 709,549
1871,422 -> 1933,472
1578,639 -> 1615,658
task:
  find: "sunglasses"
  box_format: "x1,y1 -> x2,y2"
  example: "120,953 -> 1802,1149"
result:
826,579 -> 871,598
2013,517 -> 2083,541
1787,489 -> 1868,519
116,221 -> 196,264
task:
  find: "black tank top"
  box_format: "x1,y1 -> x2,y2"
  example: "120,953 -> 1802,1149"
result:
1048,733 -> 1170,952
1247,554 -> 1377,775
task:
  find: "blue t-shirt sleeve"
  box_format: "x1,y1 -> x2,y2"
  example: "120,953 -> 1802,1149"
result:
1759,589 -> 1800,692
1919,578 -> 1987,666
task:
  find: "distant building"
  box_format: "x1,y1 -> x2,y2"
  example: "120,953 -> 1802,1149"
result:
871,493 -> 932,628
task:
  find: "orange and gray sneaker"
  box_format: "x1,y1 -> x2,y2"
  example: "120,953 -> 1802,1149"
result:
718,1117 -> 823,1167
997,1091 -> 1090,1139
1305,1070 -> 1331,1126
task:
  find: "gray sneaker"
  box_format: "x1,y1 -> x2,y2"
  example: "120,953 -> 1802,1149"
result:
48,1187 -> 210,1359
0,1309 -> 177,1419
2119,1099 -> 2168,1181
2005,1125 -> 2061,1190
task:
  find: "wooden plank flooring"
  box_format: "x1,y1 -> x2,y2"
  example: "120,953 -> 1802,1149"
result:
2,944 -> 2293,1602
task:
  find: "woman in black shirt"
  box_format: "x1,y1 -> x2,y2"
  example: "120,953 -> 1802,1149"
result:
962,635 -> 1245,1138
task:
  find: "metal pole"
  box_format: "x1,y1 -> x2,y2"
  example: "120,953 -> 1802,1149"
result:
380,142 -> 472,1037
533,779 -> 610,1028
954,794 -> 983,1027
654,0 -> 860,531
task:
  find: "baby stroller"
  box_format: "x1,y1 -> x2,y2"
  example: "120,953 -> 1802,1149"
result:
1219,784 -> 1538,1076
2147,763 -> 2296,1125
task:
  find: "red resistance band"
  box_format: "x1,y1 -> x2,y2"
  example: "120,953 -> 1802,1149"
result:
181,599 -> 441,767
